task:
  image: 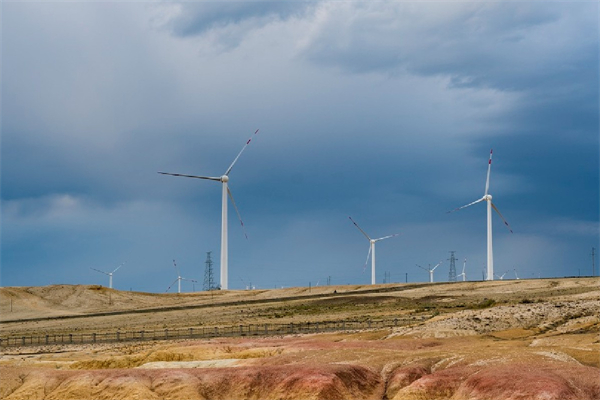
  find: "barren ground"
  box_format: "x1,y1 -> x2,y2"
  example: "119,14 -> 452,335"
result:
1,277 -> 599,399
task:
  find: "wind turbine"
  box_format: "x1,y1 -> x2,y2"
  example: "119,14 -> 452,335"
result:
159,129 -> 259,290
448,149 -> 513,281
417,261 -> 442,283
457,258 -> 467,281
166,260 -> 197,294
495,271 -> 508,280
90,263 -> 125,289
349,217 -> 399,285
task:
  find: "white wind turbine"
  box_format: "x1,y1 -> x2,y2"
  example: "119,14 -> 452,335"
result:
349,217 -> 399,285
166,260 -> 197,294
457,258 -> 467,281
90,263 -> 125,289
417,261 -> 442,283
448,149 -> 513,281
495,271 -> 508,280
159,130 -> 259,290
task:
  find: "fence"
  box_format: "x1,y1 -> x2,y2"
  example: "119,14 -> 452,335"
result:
0,317 -> 425,348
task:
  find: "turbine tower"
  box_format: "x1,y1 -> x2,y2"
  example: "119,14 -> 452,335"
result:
417,261 -> 442,283
90,263 -> 125,289
457,258 -> 467,281
349,217 -> 399,285
448,149 -> 513,281
159,129 -> 258,290
166,259 -> 197,293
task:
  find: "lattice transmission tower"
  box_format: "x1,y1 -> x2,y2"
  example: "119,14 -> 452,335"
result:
203,251 -> 215,291
448,251 -> 457,282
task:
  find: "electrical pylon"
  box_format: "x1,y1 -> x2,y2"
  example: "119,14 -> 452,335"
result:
203,251 -> 215,291
448,251 -> 457,282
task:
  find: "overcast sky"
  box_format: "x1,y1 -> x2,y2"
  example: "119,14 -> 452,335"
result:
2,1 -> 598,292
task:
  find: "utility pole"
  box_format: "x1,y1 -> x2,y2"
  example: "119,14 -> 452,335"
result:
448,251 -> 457,282
203,251 -> 215,291
591,247 -> 596,277
383,271 -> 390,284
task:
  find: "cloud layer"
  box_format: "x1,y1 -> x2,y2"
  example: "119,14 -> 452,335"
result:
2,1 -> 598,291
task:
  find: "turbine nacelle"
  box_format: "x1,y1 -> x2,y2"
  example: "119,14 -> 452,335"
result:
484,194 -> 492,201
220,175 -> 229,183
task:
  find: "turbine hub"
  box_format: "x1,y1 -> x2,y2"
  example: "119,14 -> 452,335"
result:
484,194 -> 492,201
221,175 -> 229,182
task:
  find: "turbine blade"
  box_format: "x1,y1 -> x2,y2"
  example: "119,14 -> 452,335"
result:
227,187 -> 248,239
182,278 -> 198,283
432,261 -> 442,271
484,149 -> 493,196
165,278 -> 179,293
90,268 -> 109,276
158,172 -> 221,181
491,202 -> 513,233
447,197 -> 485,213
362,245 -> 372,273
416,264 -> 428,271
225,129 -> 260,176
349,216 -> 371,241
374,233 -> 400,241
173,259 -> 180,276
112,262 -> 125,274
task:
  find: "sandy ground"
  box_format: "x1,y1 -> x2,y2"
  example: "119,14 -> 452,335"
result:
1,277 -> 598,399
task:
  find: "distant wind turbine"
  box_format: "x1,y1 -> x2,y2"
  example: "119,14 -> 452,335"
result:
495,271 -> 508,280
457,258 -> 467,281
159,129 -> 259,290
448,149 -> 513,281
417,261 -> 442,283
90,263 -> 125,289
166,260 -> 197,294
349,217 -> 399,285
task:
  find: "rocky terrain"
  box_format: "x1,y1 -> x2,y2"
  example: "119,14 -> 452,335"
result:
1,278 -> 598,399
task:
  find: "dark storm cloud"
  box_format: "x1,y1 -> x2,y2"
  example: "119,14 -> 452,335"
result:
299,3 -> 594,91
1,1 -> 598,291
168,2 -> 310,35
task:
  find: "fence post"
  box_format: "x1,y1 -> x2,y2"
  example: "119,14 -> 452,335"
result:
240,325 -> 244,336
140,331 -> 144,340
265,324 -> 268,335
189,328 -> 193,338
165,329 -> 168,340
116,332 -> 120,341
69,334 -> 73,343
92,333 -> 96,343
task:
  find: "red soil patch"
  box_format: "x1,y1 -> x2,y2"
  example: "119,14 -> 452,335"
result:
392,362 -> 600,400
